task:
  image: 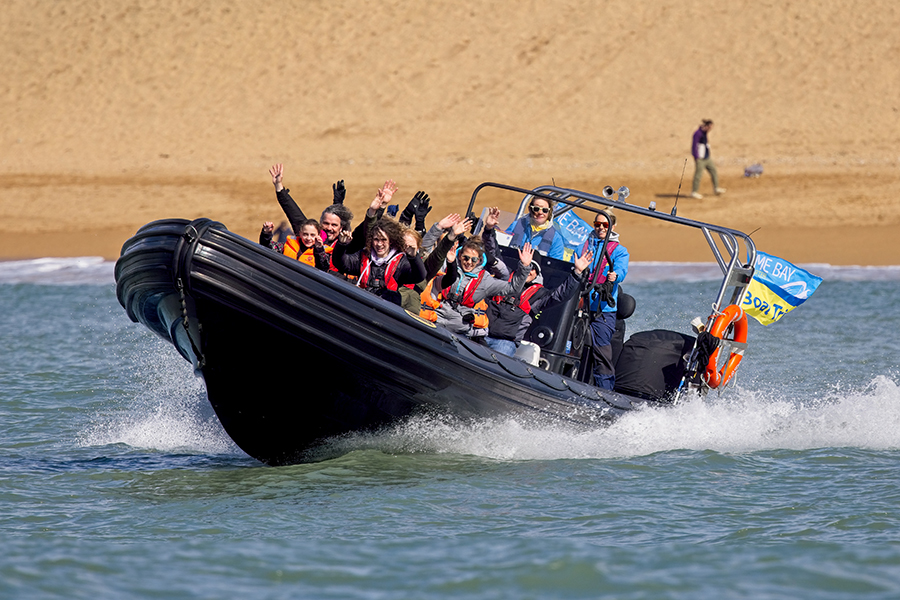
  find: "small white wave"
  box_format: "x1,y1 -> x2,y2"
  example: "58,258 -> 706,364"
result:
81,394 -> 240,456
0,257 -> 115,285
332,376 -> 900,460
628,262 -> 900,283
79,348 -> 242,456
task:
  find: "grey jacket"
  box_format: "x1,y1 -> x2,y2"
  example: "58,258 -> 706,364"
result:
430,259 -> 530,337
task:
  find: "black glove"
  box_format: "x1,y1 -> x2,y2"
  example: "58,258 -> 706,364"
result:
465,211 -> 480,234
414,194 -> 432,232
400,191 -> 424,226
386,204 -> 399,218
462,312 -> 475,325
332,180 -> 346,204
592,280 -> 616,308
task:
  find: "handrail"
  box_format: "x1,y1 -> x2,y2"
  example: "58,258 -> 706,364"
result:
467,181 -> 757,313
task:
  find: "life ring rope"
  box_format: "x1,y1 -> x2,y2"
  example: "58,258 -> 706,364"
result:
704,304 -> 748,389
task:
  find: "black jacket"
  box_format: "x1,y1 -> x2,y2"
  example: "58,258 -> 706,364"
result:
487,268 -> 584,342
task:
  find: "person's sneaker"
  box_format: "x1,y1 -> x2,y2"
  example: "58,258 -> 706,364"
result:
715,187 -> 727,195
690,192 -> 703,199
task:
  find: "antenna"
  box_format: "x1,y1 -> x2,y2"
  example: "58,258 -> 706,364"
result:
671,159 -> 687,216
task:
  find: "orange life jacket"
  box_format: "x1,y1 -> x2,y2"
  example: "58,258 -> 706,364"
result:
419,271 -> 489,330
419,278 -> 441,322
282,237 -> 316,267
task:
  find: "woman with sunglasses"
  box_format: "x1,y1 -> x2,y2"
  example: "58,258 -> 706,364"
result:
423,238 -> 534,339
581,212 -> 630,391
505,197 -> 566,260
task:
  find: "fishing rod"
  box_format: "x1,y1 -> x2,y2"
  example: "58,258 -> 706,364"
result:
671,158 -> 687,216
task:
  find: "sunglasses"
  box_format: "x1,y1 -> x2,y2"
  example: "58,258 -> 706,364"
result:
530,205 -> 551,214
594,221 -> 610,228
459,255 -> 479,264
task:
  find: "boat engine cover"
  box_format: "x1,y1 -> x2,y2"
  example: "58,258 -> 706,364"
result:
614,330 -> 696,400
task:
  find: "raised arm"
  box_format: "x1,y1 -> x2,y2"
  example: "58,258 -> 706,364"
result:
481,208 -> 507,278
531,249 -> 593,314
259,221 -> 275,247
423,216 -> 470,281
269,164 -> 307,234
396,252 -> 427,286
367,180 -> 398,218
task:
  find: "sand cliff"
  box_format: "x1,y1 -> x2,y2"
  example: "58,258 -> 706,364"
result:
2,0 -> 898,263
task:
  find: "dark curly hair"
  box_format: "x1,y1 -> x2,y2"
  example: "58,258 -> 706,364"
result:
366,218 -> 406,253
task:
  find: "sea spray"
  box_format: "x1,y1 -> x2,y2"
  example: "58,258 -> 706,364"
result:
79,336 -> 240,456
322,376 -> 900,461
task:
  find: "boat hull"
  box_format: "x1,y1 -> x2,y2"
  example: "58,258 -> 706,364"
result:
116,218 -> 651,465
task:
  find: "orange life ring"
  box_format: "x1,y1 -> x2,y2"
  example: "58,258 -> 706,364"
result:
704,304 -> 748,389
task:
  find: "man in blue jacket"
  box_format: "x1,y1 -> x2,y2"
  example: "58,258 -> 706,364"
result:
582,212 -> 629,390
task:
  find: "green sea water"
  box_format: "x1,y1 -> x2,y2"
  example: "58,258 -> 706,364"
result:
2,260 -> 900,599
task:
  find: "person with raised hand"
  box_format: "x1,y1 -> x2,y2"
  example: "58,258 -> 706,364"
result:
414,214 -> 473,321
332,195 -> 426,306
422,238 -> 533,340
485,248 -> 594,357
260,164 -> 354,271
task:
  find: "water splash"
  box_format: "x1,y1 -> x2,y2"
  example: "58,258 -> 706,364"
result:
79,345 -> 241,456
329,376 -> 900,461
81,391 -> 240,456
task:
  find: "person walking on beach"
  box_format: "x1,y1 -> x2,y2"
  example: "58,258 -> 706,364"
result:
691,119 -> 726,199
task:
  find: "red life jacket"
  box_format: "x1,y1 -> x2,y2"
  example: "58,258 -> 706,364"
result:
443,270 -> 485,308
492,277 -> 544,314
517,284 -> 544,314
322,242 -> 341,273
442,271 -> 489,329
357,252 -> 404,291
587,240 -> 619,285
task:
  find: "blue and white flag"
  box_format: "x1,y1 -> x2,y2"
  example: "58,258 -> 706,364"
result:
553,211 -> 593,262
741,251 -> 822,326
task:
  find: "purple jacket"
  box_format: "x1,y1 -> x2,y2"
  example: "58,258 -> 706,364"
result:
692,128 -> 710,160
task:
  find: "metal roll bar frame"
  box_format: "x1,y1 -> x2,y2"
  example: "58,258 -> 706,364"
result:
467,182 -> 757,318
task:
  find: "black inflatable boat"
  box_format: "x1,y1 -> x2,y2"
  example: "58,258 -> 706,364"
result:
115,182 -> 756,465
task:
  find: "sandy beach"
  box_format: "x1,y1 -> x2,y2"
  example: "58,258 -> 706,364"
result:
2,0 -> 898,264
